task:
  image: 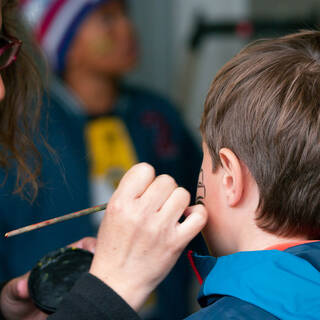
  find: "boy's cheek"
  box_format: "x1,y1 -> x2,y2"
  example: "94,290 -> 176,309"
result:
201,227 -> 218,256
201,217 -> 228,257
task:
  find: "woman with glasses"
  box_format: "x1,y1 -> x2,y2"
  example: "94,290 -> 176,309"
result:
0,1 -> 207,319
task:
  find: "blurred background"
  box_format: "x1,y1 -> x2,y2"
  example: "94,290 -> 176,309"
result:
126,0 -> 320,140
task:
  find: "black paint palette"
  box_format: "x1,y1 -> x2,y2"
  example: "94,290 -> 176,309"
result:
28,247 -> 93,314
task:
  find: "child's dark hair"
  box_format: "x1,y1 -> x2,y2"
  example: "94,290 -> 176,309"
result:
201,30 -> 320,239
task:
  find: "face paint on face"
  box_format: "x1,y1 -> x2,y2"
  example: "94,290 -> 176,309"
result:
196,168 -> 206,205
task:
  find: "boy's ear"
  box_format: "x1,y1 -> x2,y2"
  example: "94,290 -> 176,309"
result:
219,148 -> 244,207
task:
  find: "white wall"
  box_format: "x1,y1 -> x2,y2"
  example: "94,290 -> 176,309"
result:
128,0 -> 320,138
172,0 -> 249,138
127,0 -> 174,97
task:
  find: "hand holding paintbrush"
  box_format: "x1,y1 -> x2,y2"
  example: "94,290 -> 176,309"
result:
4,163 -> 207,314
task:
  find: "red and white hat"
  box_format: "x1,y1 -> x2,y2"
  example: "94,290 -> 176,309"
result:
20,0 -> 110,73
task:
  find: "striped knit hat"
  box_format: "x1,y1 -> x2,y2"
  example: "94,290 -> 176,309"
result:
20,0 -> 110,73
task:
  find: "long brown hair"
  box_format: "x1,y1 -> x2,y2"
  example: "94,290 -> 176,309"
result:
0,0 -> 42,200
201,30 -> 320,239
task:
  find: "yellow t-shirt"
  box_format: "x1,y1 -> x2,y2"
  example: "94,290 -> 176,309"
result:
85,117 -> 137,225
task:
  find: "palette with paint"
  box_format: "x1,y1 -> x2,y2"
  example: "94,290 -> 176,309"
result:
28,247 -> 93,314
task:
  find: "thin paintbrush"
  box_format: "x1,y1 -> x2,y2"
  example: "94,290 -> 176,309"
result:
4,203 -> 108,238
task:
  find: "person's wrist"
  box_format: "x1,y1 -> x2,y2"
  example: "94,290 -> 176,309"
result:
89,267 -> 152,311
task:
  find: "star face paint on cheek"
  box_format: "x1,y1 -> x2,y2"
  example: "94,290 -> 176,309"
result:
196,168 -> 206,205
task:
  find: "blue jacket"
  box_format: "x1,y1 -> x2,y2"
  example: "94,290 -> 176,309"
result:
187,241 -> 320,319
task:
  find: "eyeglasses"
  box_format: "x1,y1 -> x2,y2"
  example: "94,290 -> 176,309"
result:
0,34 -> 22,71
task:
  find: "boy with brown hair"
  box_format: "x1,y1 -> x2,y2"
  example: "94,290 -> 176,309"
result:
183,29 -> 320,319
92,30 -> 320,319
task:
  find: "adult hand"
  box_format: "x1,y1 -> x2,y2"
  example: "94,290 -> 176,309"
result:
90,163 -> 207,311
0,237 -> 96,320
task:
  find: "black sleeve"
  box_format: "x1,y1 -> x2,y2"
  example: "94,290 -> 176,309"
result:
48,273 -> 142,320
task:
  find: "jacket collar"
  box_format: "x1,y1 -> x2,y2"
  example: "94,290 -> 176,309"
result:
189,242 -> 320,320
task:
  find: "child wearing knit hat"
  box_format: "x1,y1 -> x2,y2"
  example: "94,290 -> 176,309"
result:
21,0 -> 123,74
